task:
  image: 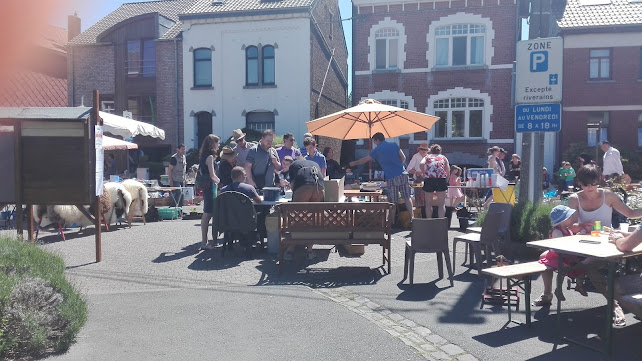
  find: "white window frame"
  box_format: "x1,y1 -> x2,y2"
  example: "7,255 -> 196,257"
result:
427,87 -> 493,140
427,12 -> 495,69
359,91 -> 415,145
368,17 -> 407,72
375,28 -> 400,70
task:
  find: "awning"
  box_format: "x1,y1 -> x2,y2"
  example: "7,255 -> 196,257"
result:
100,111 -> 165,140
103,136 -> 138,150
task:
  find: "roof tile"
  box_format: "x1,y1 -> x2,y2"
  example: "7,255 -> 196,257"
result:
182,0 -> 315,16
557,0 -> 642,29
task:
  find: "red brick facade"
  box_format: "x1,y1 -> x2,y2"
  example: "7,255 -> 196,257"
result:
352,0 -> 518,167
561,41 -> 642,154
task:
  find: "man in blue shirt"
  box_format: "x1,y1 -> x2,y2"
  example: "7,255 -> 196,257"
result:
350,132 -> 413,226
303,137 -> 327,178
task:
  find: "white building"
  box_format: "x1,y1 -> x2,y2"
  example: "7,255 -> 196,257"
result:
180,0 -> 348,148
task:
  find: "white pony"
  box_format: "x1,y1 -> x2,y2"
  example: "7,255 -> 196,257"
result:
121,179 -> 148,225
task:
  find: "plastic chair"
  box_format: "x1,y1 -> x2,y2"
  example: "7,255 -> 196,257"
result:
403,218 -> 453,286
453,211 -> 504,274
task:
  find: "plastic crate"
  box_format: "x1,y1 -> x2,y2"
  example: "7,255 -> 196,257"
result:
158,207 -> 181,220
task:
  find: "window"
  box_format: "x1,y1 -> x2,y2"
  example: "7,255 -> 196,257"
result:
246,46 -> 259,86
194,48 -> 212,87
433,97 -> 484,138
435,24 -> 485,67
639,47 -> 642,79
262,45 -> 275,85
379,99 -> 408,109
245,45 -> 276,86
196,112 -> 212,149
589,49 -> 610,79
587,112 -> 609,146
126,40 -> 155,77
127,95 -> 156,124
246,111 -> 275,132
375,28 -> 399,69
638,113 -> 642,147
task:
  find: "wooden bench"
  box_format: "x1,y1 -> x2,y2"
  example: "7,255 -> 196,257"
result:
481,261 -> 547,327
276,202 -> 394,273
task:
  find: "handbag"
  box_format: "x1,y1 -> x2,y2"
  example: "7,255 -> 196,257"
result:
195,167 -> 210,190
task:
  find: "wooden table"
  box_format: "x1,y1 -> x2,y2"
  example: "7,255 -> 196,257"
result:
527,234 -> 642,355
344,189 -> 382,202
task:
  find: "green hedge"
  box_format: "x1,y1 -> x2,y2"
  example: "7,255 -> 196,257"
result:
476,202 -> 554,244
0,237 -> 87,358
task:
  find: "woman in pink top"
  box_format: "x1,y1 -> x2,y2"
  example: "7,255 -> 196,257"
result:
420,144 -> 450,218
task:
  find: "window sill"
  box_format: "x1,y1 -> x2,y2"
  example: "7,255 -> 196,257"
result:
432,65 -> 487,72
191,86 -> 213,90
372,68 -> 401,74
587,79 -> 615,83
243,84 -> 277,89
431,138 -> 485,143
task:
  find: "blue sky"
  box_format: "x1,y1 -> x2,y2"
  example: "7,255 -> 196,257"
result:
52,0 -> 354,87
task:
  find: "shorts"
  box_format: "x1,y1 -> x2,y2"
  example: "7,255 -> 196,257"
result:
293,184 -> 325,202
422,178 -> 448,193
387,174 -> 412,204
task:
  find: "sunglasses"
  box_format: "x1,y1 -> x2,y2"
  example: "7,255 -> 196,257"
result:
581,182 -> 599,187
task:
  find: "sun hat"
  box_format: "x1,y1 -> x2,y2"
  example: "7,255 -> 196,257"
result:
219,146 -> 235,160
418,142 -> 429,151
231,129 -> 246,141
550,205 -> 576,227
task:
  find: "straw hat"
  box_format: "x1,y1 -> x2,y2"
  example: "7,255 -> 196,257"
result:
219,146 -> 235,160
418,142 -> 429,151
231,129 -> 246,141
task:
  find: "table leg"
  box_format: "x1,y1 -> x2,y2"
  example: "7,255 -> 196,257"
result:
604,262 -> 615,355
525,277 -> 532,327
554,253 -> 564,350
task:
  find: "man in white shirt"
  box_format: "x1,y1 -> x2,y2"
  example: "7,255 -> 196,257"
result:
601,141 -> 624,179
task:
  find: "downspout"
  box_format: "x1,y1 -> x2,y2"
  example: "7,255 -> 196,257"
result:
175,38 -> 180,147
70,46 -> 75,106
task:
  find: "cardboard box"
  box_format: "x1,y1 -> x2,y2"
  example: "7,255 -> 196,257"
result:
181,186 -> 195,200
324,177 -> 345,202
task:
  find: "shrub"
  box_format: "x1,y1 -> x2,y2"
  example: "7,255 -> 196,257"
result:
0,237 -> 87,359
476,201 -> 554,244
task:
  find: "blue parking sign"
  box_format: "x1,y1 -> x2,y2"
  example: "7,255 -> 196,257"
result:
530,51 -> 548,72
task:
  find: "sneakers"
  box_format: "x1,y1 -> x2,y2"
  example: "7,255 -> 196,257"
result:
283,251 -> 294,261
613,302 -> 626,327
199,242 -> 214,251
532,293 -> 553,307
307,251 -> 317,260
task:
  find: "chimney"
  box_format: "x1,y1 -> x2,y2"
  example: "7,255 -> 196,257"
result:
68,12 -> 81,41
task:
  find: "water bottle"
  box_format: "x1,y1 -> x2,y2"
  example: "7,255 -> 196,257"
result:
212,182 -> 218,200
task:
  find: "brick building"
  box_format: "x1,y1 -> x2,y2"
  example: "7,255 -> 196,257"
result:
556,0 -> 642,161
68,0 -> 198,158
0,22 -> 74,107
179,0 -> 348,150
351,0 -> 521,167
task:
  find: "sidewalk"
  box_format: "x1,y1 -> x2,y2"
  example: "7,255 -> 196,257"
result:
26,217 -> 640,360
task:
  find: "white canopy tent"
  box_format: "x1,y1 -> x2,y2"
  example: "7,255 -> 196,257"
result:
99,111 -> 165,140
102,136 -> 138,150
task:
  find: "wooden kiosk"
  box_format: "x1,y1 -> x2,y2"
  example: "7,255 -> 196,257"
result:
0,92 -> 104,262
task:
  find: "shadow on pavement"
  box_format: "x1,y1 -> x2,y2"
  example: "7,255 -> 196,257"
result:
152,242 -> 202,263
396,281 -> 452,302
473,306 -> 642,360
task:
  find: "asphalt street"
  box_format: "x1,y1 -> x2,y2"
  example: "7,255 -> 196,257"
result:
8,215 -> 640,361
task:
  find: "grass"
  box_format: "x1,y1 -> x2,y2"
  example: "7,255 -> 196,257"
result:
0,236 -> 87,359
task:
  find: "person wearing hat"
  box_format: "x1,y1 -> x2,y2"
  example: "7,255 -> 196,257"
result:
216,146 -> 236,188
231,129 -> 256,168
533,205 -> 587,307
408,142 -> 429,183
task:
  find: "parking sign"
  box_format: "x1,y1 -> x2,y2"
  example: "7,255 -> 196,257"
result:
516,37 -> 563,104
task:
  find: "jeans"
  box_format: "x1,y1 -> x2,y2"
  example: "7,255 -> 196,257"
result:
172,181 -> 184,207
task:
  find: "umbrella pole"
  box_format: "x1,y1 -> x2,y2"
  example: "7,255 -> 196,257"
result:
368,126 -> 372,181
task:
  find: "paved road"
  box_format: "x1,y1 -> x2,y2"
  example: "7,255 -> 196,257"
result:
11,215 -> 639,361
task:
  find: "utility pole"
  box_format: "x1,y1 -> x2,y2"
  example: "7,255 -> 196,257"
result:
519,0 -> 553,204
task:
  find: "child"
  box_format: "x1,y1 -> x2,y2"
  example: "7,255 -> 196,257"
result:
557,161 -> 576,191
447,165 -> 464,209
533,205 -> 588,306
